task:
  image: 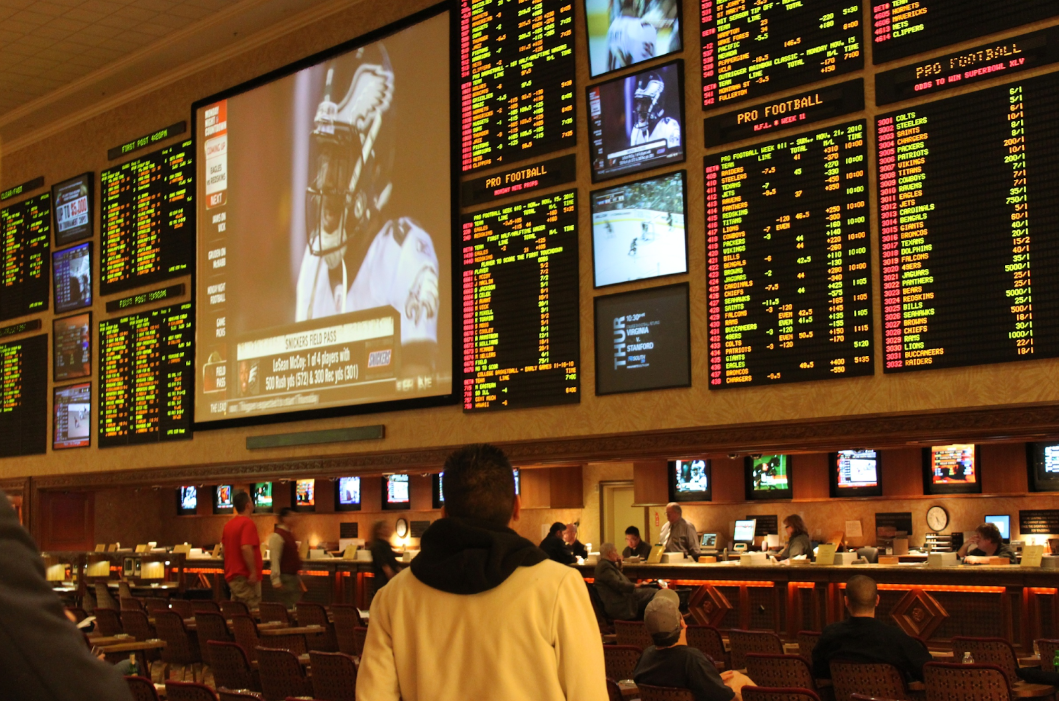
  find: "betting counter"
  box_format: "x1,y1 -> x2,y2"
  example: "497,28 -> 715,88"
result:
577,561 -> 1059,651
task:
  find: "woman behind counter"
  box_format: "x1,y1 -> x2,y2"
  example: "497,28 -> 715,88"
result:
777,514 -> 812,561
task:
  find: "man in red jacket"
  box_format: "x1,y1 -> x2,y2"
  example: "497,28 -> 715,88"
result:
222,491 -> 262,608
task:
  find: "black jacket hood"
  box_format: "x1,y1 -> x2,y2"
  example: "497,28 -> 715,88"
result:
410,516 -> 548,595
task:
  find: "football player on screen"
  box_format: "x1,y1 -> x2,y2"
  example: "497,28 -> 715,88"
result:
629,72 -> 681,149
606,0 -> 657,72
295,46 -> 440,374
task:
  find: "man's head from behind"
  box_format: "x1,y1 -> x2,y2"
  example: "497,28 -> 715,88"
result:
233,491 -> 252,516
277,507 -> 295,526
644,589 -> 684,647
548,522 -> 566,539
665,502 -> 681,524
844,575 -> 879,617
601,542 -> 619,562
625,525 -> 642,550
442,444 -> 518,527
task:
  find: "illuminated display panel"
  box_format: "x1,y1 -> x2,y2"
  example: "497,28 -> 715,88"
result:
100,141 -> 193,295
871,1 -> 1059,65
53,382 -> 91,450
923,444 -> 980,495
0,194 -> 50,321
829,449 -> 882,497
459,0 -> 576,172
51,173 -> 92,246
178,486 -> 197,515
462,191 -> 580,411
383,474 -> 410,511
1028,442 -> 1059,493
705,120 -> 874,388
669,459 -> 712,502
98,303 -> 192,447
53,312 -> 91,383
214,485 -> 234,513
584,0 -> 683,78
53,242 -> 92,314
0,334 -> 47,457
252,483 -> 273,511
336,477 -> 361,511
875,73 -> 1059,373
294,479 -> 315,512
701,1 -> 863,109
745,454 -> 792,500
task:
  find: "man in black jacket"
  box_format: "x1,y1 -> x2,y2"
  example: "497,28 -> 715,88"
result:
594,542 -> 657,620
563,523 -> 589,560
812,575 -> 933,682
539,521 -> 575,564
0,490 -> 133,701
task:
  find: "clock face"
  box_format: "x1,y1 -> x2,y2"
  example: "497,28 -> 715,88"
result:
927,506 -> 949,532
395,517 -> 409,538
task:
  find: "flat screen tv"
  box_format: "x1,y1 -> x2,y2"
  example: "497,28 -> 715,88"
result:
293,479 -> 315,512
668,458 -> 711,502
335,476 -> 362,512
828,449 -> 882,498
52,242 -> 92,313
252,483 -> 273,512
745,455 -> 793,501
1027,442 -> 1059,492
177,486 -> 197,516
383,474 -> 410,511
923,444 -> 981,495
53,382 -> 91,450
214,485 -> 234,514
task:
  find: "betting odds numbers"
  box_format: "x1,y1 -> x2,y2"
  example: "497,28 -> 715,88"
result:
706,121 -> 874,387
0,334 -> 47,457
0,194 -> 50,321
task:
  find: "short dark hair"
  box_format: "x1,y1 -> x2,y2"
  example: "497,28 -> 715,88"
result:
442,444 -> 516,526
233,491 -> 251,514
625,526 -> 641,538
652,629 -> 681,647
278,507 -> 294,519
845,575 -> 878,614
549,522 -> 567,538
977,523 -> 1003,545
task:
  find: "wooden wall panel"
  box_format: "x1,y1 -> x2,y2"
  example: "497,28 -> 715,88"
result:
981,443 -> 1029,494
520,468 -> 550,509
39,491 -> 94,551
410,474 -> 432,512
882,447 -> 923,497
793,454 -> 829,500
712,457 -> 745,503
634,461 -> 668,505
549,465 -> 583,509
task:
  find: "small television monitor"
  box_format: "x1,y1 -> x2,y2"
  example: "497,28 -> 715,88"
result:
293,479 -> 315,512
177,486 -> 197,516
587,59 -> 686,182
335,477 -> 362,512
53,382 -> 91,450
733,519 -> 757,544
1027,442 -> 1059,492
923,444 -> 981,495
53,312 -> 91,382
668,458 -> 711,502
745,455 -> 793,500
829,450 -> 882,498
700,533 -> 718,549
591,170 -> 688,288
514,468 -> 520,496
214,485 -> 234,514
252,483 -> 273,512
583,0 -> 683,79
52,172 -> 93,246
985,514 -> 1011,543
434,468 -> 520,509
52,242 -> 92,313
383,474 -> 410,511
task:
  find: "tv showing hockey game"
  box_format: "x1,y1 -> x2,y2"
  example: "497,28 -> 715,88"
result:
668,458 -> 711,502
591,170 -> 687,287
193,7 -> 452,427
587,60 -> 685,182
178,486 -> 197,516
583,0 -> 683,78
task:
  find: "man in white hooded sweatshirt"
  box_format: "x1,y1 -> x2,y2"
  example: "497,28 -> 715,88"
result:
356,444 -> 608,701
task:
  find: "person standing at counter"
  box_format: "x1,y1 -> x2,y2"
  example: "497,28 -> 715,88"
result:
370,520 -> 401,593
267,508 -> 302,609
222,491 -> 263,608
540,522 -> 576,565
663,503 -> 700,559
564,523 -> 589,560
594,543 -> 659,620
624,525 -> 652,559
776,514 -> 811,561
957,523 -> 1017,563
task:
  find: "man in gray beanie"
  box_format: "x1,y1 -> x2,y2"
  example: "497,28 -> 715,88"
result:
633,589 -> 753,701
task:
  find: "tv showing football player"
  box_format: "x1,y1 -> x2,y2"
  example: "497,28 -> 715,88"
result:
583,0 -> 683,78
588,60 -> 685,181
193,8 -> 452,425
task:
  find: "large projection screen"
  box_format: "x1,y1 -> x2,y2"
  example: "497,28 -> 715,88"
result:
194,8 -> 452,425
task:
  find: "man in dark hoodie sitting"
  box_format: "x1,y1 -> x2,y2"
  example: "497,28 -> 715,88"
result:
540,521 -> 576,565
356,444 -> 608,701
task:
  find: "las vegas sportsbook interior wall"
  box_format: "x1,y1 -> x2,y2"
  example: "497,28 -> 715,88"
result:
6,0 -> 1059,478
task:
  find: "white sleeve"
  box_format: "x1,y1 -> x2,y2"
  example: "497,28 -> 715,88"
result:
267,533 -> 283,582
552,570 -> 609,701
355,587 -> 401,701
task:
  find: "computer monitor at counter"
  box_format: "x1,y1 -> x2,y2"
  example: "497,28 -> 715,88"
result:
985,514 -> 1011,543
733,519 -> 756,544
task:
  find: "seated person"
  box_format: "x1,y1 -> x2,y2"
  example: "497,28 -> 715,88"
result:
538,521 -> 575,565
594,543 -> 659,620
812,575 -> 932,682
957,523 -> 1016,564
563,522 -> 588,560
634,589 -> 753,701
776,514 -> 812,561
623,525 -> 653,559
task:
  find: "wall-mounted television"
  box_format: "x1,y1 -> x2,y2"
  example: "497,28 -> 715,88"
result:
583,0 -> 683,79
52,382 -> 90,450
214,485 -> 234,514
335,477 -> 361,512
53,312 -> 91,382
52,242 -> 92,314
1027,442 -> 1059,492
293,479 -> 315,512
252,483 -> 273,512
828,450 -> 882,498
668,458 -> 711,502
745,455 -> 793,501
52,172 -> 93,246
923,444 -> 981,495
985,514 -> 1011,543
383,474 -> 410,511
177,486 -> 197,516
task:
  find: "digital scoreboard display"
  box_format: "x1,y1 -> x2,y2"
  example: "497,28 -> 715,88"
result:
705,120 -> 874,387
459,0 -> 576,172
0,334 -> 47,457
462,191 -> 580,411
0,194 -> 50,321
876,72 -> 1059,373
871,1 -> 1059,65
98,303 -> 192,447
701,0 -> 864,109
100,140 -> 193,295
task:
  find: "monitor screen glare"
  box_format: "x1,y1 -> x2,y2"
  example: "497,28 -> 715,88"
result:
985,515 -> 1011,541
734,520 -> 756,543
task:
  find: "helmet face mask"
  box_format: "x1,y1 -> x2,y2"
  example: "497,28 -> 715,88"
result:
633,75 -> 665,129
306,125 -> 353,269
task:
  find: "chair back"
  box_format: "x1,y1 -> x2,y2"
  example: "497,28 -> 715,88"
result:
742,688 -> 822,701
1037,638 -> 1059,672
606,678 -> 624,701
295,602 -> 338,651
195,611 -> 234,665
217,692 -> 263,701
220,600 -> 251,619
330,604 -> 362,655
922,662 -> 1011,701
352,626 -> 369,657
729,629 -> 784,671
637,683 -> 697,701
121,609 -> 156,642
126,676 -> 161,701
857,547 -> 879,564
256,647 -> 313,701
687,625 -> 728,669
795,630 -> 821,665
746,653 -> 816,691
258,602 -> 290,626
154,610 -> 201,665
614,619 -> 653,650
587,582 -> 614,633
95,582 -> 117,609
950,637 -> 1019,685
603,645 -> 642,682
118,581 -> 135,600
230,615 -> 261,662
121,597 -> 146,612
94,607 -> 124,637
164,680 -> 219,701
145,597 -> 170,614
829,661 -> 909,701
309,650 -> 358,701
208,640 -> 259,693
191,600 -> 220,614
65,606 -> 88,623
170,600 -> 195,619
